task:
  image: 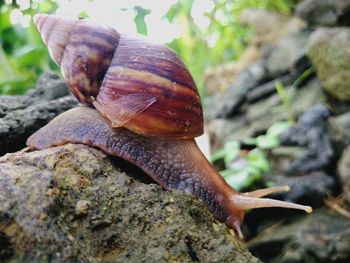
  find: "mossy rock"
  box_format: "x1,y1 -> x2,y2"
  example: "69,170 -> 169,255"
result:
308,27 -> 350,101
0,144 -> 259,263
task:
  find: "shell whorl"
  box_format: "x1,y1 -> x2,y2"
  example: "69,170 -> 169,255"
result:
33,14 -> 76,66
35,14 -> 203,138
34,14 -> 120,104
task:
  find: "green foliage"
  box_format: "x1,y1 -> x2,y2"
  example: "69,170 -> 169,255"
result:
211,121 -> 291,190
220,148 -> 270,191
167,0 -> 295,97
0,1 -> 58,95
210,140 -> 240,165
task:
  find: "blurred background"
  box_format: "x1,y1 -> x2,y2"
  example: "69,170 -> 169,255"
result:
2,1 -> 350,262
0,0 -> 295,96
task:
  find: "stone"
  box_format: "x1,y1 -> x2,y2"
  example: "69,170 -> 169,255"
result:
280,104 -> 333,175
288,78 -> 325,117
338,145 -> 350,185
268,172 -> 335,207
265,30 -> 310,77
328,112 -> 350,156
308,27 -> 350,101
204,9 -> 305,96
246,78 -> 324,136
75,200 -> 92,216
248,208 -> 350,263
206,117 -> 250,151
0,72 -> 79,155
207,77 -> 324,149
0,144 -> 259,262
295,0 -> 350,26
240,9 -> 305,44
205,61 -> 267,120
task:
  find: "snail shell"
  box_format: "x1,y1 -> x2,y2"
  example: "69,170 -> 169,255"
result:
34,14 -> 203,139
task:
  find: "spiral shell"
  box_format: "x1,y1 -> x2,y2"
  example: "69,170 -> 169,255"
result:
34,14 -> 203,139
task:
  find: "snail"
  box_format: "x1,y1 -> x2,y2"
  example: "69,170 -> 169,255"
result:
28,14 -> 312,239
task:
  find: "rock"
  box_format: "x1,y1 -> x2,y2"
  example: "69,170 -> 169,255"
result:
246,93 -> 285,134
267,172 -> 336,207
203,47 -> 261,96
288,78 -> 325,117
246,78 -> 324,136
240,9 -> 305,44
280,104 -> 333,175
328,112 -> 350,156
206,117 -> 250,151
205,62 -> 267,120
269,146 -> 307,173
246,73 -> 296,103
0,72 -> 79,155
338,145 -> 350,185
308,27 -> 350,101
0,144 -> 259,262
204,9 -> 306,96
264,30 -> 310,77
207,78 -> 324,150
75,200 -> 92,216
248,208 -> 350,263
295,0 -> 350,26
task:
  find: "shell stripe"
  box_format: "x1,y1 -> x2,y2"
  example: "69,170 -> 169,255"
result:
112,36 -> 196,91
102,77 -> 201,111
105,66 -> 198,96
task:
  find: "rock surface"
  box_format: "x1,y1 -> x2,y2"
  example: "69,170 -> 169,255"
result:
308,27 -> 350,101
279,104 -> 333,175
0,72 -> 79,156
328,112 -> 350,156
295,0 -> 350,26
266,172 -> 335,207
203,9 -> 305,96
248,208 -> 350,263
338,145 -> 350,185
265,30 -> 310,77
0,144 -> 259,263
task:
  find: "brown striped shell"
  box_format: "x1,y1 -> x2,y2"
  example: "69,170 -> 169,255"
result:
34,14 -> 203,139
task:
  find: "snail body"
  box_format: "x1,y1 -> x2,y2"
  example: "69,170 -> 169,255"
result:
27,107 -> 311,239
30,14 -> 312,239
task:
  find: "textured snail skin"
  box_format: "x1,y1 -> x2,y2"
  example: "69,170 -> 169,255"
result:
26,108 -> 243,232
34,14 -> 203,139
27,107 -> 312,239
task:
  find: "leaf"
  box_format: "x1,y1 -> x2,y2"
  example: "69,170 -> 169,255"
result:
134,6 -> 150,35
210,140 -> 240,164
242,137 -> 257,146
219,168 -> 239,178
266,121 -> 292,137
275,80 -> 287,104
223,140 -> 240,166
247,149 -> 270,173
223,169 -> 250,191
256,134 -> 279,149
210,147 -> 227,163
